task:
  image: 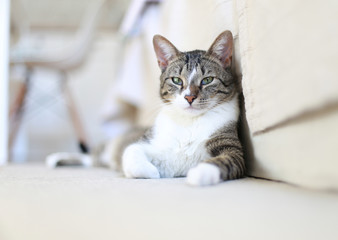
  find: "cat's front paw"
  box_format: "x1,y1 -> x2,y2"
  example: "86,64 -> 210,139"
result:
122,144 -> 160,179
123,160 -> 160,179
186,163 -> 221,186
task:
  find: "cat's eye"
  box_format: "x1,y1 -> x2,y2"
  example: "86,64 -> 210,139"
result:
172,77 -> 183,85
201,77 -> 214,85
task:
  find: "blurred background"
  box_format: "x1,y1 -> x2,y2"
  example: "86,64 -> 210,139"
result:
7,0 -> 158,162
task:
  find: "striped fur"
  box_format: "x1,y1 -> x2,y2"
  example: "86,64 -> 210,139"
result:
205,123 -> 245,180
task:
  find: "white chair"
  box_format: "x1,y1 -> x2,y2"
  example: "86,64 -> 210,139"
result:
9,0 -> 106,158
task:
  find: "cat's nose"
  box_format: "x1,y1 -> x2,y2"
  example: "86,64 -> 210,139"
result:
184,95 -> 197,105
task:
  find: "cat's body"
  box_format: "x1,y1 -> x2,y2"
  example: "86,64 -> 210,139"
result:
47,31 -> 245,186
124,96 -> 239,179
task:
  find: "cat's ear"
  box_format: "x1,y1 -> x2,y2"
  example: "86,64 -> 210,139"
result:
153,35 -> 180,71
207,31 -> 233,68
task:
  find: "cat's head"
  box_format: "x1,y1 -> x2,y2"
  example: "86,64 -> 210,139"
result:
153,31 -> 237,116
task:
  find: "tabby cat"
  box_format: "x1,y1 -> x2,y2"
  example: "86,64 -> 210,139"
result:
47,31 -> 245,186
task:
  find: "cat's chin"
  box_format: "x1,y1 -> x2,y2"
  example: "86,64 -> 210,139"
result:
181,106 -> 206,116
167,103 -> 208,117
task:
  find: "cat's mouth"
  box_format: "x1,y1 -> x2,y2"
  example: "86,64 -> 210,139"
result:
185,105 -> 196,110
183,105 -> 202,113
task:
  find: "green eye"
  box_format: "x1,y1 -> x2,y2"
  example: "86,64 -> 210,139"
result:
201,77 -> 214,85
172,77 -> 183,85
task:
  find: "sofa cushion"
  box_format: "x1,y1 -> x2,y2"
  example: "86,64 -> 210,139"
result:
236,0 -> 338,189
236,0 -> 338,134
248,107 -> 338,190
1,164 -> 338,240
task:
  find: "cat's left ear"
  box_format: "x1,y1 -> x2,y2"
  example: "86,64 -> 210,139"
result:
207,31 -> 233,68
153,35 -> 180,71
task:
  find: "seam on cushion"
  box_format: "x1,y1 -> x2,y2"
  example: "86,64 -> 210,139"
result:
253,100 -> 338,136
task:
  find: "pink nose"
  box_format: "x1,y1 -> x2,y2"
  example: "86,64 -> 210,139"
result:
184,95 -> 197,104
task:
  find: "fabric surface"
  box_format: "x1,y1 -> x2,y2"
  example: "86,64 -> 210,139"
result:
1,164 -> 338,240
236,0 -> 338,190
237,0 -> 338,133
249,107 -> 338,190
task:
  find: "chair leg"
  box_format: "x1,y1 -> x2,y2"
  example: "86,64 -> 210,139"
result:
8,68 -> 32,160
61,72 -> 90,153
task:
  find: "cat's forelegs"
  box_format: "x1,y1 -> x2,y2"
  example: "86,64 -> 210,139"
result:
187,153 -> 245,186
187,126 -> 245,186
187,151 -> 245,186
122,143 -> 160,179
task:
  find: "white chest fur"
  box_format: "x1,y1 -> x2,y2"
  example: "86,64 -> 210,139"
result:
145,97 -> 239,177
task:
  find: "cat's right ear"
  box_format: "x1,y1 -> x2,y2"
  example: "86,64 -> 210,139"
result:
207,31 -> 233,69
153,35 -> 180,71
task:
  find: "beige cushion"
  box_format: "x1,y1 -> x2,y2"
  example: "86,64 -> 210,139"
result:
237,0 -> 338,133
2,164 -> 338,240
249,108 -> 338,190
236,0 -> 338,189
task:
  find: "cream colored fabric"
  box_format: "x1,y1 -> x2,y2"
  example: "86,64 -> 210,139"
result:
249,108 -> 338,190
1,164 -> 338,240
157,0 -> 234,50
237,0 -> 338,133
236,0 -> 338,190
